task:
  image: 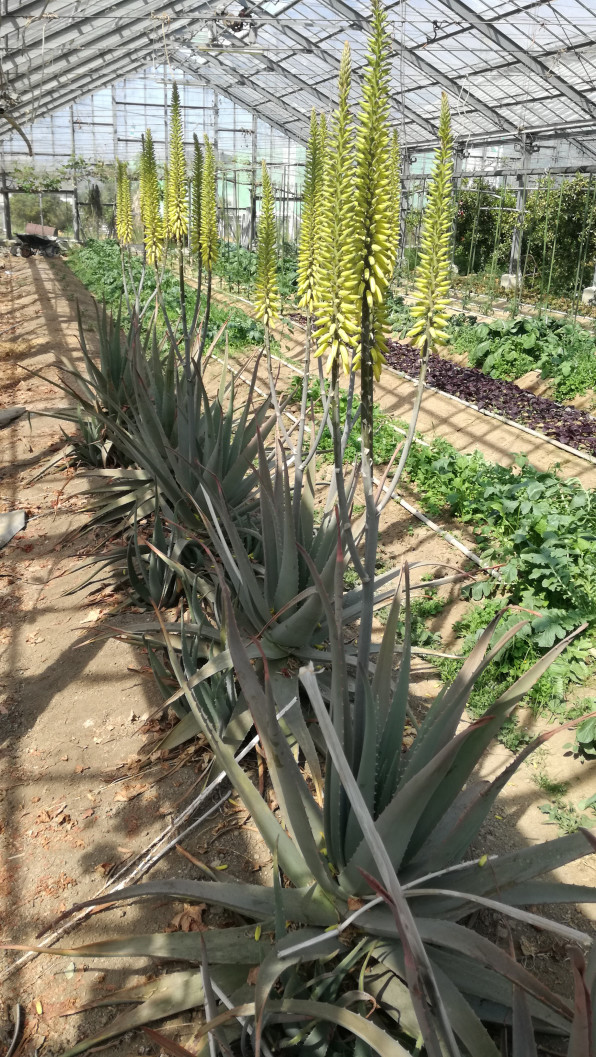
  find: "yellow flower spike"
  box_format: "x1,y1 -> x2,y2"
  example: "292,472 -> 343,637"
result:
115,160 -> 133,246
297,111 -> 322,311
254,160 -> 280,329
353,0 -> 395,382
406,91 -> 454,352
314,42 -> 359,374
200,136 -> 218,271
141,129 -> 163,266
190,133 -> 203,258
162,163 -> 170,242
167,82 -> 188,244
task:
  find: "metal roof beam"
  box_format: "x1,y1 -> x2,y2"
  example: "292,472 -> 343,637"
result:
172,53 -> 307,144
3,2 -> 208,105
437,0 -> 596,122
172,49 -> 306,143
182,21 -> 435,135
317,0 -> 517,133
0,42 -> 161,133
4,0 -> 193,68
228,0 -> 438,137
0,48 -> 157,141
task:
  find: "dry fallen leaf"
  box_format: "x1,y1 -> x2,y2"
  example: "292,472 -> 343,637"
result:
114,781 -> 148,802
167,903 -> 207,933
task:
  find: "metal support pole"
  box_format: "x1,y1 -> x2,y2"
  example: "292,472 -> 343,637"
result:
508,134 -> 532,277
111,84 -> 119,159
213,92 -> 219,157
70,106 -> 81,241
398,152 -> 410,263
1,171 -> 11,240
250,112 -> 257,251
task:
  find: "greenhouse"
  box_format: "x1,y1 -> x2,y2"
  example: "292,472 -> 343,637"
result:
1,1 -> 596,1054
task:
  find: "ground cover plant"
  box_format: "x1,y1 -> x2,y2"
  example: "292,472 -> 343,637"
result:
385,336 -> 596,454
451,314 -> 596,400
67,238 -> 265,350
11,22 -> 596,1056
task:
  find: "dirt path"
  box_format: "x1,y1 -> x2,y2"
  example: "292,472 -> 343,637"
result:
0,255 -> 239,1054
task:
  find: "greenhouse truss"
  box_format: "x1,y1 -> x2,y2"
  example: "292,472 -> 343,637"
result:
2,0 -> 596,175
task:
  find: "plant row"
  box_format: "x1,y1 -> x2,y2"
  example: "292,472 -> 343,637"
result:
22,13 -> 596,1054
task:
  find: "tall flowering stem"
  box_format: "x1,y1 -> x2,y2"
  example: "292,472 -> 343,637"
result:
162,164 -> 170,242
141,129 -> 163,267
379,92 -> 453,510
198,135 -> 218,361
115,160 -> 133,246
314,43 -> 359,377
389,129 -> 401,275
190,133 -> 203,335
167,82 -> 189,350
254,160 -> 280,340
351,0 -> 394,732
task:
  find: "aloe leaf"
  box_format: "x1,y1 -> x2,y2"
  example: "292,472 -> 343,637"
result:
273,445 -> 299,611
60,967 -> 245,1057
157,709 -> 201,750
402,613 -> 525,783
416,918 -> 573,1021
408,887 -> 591,945
343,722 -> 490,891
159,613 -> 315,889
371,577 -> 402,714
300,664 -> 461,1057
221,587 -> 335,895
269,665 -> 323,800
567,949 -> 592,1057
405,626 -> 589,861
254,929 -> 341,1052
195,997 -> 412,1056
402,829 -> 596,910
69,878 -> 336,925
513,962 -> 539,1057
377,567 -> 412,808
3,926 -> 269,963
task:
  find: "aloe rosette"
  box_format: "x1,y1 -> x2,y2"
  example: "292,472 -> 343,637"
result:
27,564 -> 596,1055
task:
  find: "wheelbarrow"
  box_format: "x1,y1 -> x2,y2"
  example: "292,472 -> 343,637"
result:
10,232 -> 61,258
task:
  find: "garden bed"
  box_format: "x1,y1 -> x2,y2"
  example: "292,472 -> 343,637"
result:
385,338 -> 596,456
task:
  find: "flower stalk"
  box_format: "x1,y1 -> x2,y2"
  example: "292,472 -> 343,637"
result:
198,135 -> 218,361
379,91 -> 453,511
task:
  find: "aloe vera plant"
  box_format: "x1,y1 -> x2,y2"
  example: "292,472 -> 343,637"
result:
28,569 -> 595,1055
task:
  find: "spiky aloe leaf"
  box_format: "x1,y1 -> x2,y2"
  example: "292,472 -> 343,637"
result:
254,160 -> 280,328
141,128 -> 163,265
352,0 -> 394,383
314,43 -> 359,375
167,82 -> 188,243
407,92 -> 453,350
190,132 -> 203,256
201,135 -> 218,271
